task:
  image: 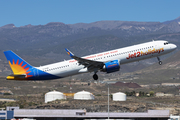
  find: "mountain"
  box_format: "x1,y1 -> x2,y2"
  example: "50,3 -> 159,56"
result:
0,24 -> 15,29
0,17 -> 180,77
69,21 -> 162,30
163,16 -> 180,24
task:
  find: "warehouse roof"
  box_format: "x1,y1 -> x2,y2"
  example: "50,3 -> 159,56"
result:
14,109 -> 169,118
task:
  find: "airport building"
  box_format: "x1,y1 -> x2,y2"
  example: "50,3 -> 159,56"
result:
0,107 -> 18,119
0,106 -> 171,120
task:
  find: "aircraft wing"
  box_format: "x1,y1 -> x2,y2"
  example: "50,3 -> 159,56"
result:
65,48 -> 104,70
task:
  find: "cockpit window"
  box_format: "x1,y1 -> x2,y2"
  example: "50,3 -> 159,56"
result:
164,42 -> 168,45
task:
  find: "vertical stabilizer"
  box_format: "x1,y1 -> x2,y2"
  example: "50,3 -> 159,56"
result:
4,50 -> 33,75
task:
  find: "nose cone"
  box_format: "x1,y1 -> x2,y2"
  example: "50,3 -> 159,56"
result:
171,44 -> 177,50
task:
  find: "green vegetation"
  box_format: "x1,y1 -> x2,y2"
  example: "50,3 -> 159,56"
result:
149,91 -> 154,96
125,91 -> 149,97
3,93 -> 12,95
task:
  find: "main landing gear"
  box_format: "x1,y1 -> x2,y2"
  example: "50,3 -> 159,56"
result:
93,73 -> 98,80
157,56 -> 162,65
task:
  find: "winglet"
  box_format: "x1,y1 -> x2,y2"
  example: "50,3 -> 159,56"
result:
65,48 -> 74,58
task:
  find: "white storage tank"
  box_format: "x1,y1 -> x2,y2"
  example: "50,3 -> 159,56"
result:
45,90 -> 66,103
74,90 -> 94,100
113,92 -> 126,101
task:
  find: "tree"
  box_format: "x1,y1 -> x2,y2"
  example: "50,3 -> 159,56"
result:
132,91 -> 136,96
3,93 -> 12,95
149,91 -> 154,96
139,91 -> 142,97
142,92 -> 145,96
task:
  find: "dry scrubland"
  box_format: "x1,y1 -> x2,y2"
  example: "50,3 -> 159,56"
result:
0,77 -> 180,115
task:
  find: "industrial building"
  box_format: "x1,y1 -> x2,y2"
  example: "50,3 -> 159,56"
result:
45,90 -> 66,103
155,92 -> 174,97
113,92 -> 126,101
45,90 -> 96,103
74,90 -> 94,100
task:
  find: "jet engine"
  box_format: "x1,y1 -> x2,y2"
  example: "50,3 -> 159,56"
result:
101,60 -> 120,73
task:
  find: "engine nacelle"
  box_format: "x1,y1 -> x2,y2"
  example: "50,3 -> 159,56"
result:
102,60 -> 120,73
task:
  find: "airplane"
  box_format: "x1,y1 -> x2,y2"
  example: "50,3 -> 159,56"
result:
4,40 -> 177,81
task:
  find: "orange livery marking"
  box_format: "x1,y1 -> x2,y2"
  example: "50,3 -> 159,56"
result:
126,48 -> 164,59
9,59 -> 33,78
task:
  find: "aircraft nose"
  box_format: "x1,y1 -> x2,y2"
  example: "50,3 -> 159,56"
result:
171,44 -> 177,50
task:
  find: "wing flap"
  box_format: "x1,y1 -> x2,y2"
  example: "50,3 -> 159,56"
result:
65,48 -> 104,70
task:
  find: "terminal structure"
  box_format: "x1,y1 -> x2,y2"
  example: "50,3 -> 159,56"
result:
0,107 -> 170,120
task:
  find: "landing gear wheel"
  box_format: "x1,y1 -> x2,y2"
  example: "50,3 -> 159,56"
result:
159,61 -> 162,65
93,74 -> 98,80
157,57 -> 162,65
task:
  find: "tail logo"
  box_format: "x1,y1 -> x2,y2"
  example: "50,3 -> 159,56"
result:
9,59 -> 33,78
67,52 -> 70,55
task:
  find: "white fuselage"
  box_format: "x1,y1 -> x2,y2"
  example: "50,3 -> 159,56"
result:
37,40 -> 177,78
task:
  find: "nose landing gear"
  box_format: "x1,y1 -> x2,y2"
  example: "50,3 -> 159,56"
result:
157,57 -> 162,65
93,73 -> 98,80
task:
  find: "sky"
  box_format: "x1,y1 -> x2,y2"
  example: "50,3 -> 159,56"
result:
0,0 -> 180,27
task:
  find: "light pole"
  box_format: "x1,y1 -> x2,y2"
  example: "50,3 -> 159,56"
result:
108,83 -> 109,119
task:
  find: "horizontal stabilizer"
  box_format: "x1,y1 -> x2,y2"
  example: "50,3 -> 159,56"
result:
6,74 -> 26,80
8,74 -> 26,77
